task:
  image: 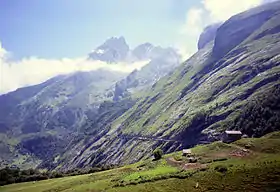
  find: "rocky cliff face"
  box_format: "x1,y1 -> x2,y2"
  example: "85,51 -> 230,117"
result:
198,23 -> 222,50
213,2 -> 280,60
131,43 -> 154,60
88,37 -> 181,64
88,37 -> 130,63
113,47 -> 181,101
55,1 -> 280,171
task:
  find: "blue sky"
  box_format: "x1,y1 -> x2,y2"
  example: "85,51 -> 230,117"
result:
0,0 -> 198,59
0,0 -> 270,94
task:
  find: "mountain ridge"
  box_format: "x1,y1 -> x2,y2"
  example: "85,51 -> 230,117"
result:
88,36 -> 181,64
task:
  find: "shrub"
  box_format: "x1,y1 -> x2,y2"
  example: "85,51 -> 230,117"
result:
174,155 -> 183,161
199,167 -> 209,172
188,157 -> 198,163
88,167 -> 101,174
245,144 -> 252,149
153,148 -> 163,160
214,165 -> 228,173
200,159 -> 213,164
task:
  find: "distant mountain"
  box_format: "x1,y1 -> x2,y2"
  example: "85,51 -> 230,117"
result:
0,69 -> 125,168
88,37 -> 181,64
88,38 -> 182,101
113,46 -> 181,101
0,38 -> 181,169
131,43 -> 179,61
131,43 -> 154,60
88,37 -> 129,63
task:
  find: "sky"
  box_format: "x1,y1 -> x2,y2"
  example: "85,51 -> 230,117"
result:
0,0 -> 195,59
0,0 -> 275,94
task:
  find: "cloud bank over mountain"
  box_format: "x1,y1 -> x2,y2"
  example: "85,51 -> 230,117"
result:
0,42 -> 148,94
1,0 -> 276,94
0,36 -> 181,94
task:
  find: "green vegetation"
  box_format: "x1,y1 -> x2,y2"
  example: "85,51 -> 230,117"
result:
1,1 -> 280,172
119,165 -> 178,186
153,148 -> 163,160
55,1 -> 280,170
229,85 -> 280,137
0,165 -> 115,186
1,132 -> 280,192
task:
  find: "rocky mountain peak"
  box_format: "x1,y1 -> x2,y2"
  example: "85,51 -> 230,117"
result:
88,36 -> 130,63
88,37 -> 181,64
102,36 -> 128,48
132,43 -> 154,60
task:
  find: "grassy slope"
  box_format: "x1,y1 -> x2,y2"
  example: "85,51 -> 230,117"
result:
61,2 -> 280,169
117,17 -> 280,138
117,1 -> 280,138
2,132 -> 280,192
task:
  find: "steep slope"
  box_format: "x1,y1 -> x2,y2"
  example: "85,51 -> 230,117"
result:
198,22 -> 222,50
1,70 -> 124,134
57,1 -> 280,170
113,47 -> 181,101
0,69 -> 125,168
0,37 -> 181,169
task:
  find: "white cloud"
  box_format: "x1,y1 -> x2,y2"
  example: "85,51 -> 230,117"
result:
0,44 -> 148,94
203,0 -> 262,22
178,0 -> 263,57
0,42 -> 7,59
180,8 -> 204,36
177,7 -> 205,58
1,0 -> 275,94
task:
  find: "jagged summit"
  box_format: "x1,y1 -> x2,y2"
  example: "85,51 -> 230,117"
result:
88,36 -> 130,63
88,36 -> 180,63
131,43 -> 154,60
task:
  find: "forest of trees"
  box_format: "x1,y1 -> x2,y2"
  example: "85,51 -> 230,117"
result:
231,85 -> 280,137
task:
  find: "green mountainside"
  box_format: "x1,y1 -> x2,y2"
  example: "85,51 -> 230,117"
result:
0,70 -> 125,168
0,45 -> 180,169
56,1 -> 280,170
0,1 -> 280,172
1,131 -> 280,191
